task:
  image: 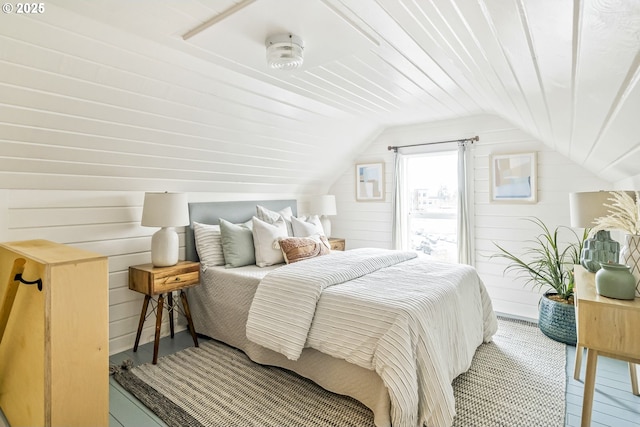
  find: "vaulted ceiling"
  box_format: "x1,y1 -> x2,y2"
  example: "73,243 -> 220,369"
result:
2,0 -> 639,192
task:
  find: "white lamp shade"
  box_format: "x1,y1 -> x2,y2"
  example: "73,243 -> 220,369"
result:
310,195 -> 337,216
141,192 -> 190,227
569,191 -> 635,228
569,191 -> 612,228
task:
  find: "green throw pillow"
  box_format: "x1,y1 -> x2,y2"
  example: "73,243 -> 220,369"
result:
219,218 -> 255,268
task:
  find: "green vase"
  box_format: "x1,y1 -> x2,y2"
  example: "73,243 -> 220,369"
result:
595,263 -> 636,300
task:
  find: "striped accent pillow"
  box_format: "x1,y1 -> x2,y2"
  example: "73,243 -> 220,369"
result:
279,236 -> 330,264
193,222 -> 225,269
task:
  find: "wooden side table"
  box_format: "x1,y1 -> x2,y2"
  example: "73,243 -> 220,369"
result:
328,237 -> 346,251
129,261 -> 200,364
573,265 -> 640,426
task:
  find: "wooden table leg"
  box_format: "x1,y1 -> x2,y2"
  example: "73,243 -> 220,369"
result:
168,292 -> 175,338
630,363 -> 639,396
152,294 -> 164,365
180,290 -> 199,348
581,348 -> 598,427
133,295 -> 150,352
574,345 -> 583,380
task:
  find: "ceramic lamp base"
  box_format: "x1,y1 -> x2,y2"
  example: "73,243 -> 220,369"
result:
580,230 -> 619,272
319,215 -> 332,239
151,226 -> 179,267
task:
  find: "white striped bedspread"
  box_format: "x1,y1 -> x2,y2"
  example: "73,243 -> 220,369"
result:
246,248 -> 498,427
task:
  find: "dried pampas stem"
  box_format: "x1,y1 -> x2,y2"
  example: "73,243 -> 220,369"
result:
590,191 -> 640,236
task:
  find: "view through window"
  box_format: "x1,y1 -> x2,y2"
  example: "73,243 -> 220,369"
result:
406,151 -> 458,263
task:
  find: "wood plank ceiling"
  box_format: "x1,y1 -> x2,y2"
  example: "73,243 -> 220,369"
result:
1,0 -> 638,192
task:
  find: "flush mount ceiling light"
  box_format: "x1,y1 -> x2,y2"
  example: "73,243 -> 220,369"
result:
265,34 -> 304,70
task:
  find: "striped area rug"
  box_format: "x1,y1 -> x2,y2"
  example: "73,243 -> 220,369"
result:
114,318 -> 566,427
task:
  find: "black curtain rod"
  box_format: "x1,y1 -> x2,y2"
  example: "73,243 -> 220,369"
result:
387,135 -> 479,152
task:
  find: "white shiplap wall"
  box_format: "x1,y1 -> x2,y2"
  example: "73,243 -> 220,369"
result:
0,113 -> 613,355
0,4 -> 373,196
329,114 -> 611,320
1,6 -> 331,356
0,190 -> 302,355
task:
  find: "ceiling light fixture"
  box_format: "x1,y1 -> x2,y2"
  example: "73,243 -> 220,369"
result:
265,34 -> 304,70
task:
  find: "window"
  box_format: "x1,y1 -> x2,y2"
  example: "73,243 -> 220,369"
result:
405,151 -> 458,263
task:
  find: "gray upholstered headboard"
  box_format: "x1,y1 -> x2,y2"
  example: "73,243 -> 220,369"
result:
185,199 -> 297,262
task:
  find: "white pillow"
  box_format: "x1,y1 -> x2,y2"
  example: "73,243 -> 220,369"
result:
256,205 -> 294,236
291,215 -> 325,238
252,216 -> 288,267
193,222 -> 225,269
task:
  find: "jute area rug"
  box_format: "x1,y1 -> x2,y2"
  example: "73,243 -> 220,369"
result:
114,318 -> 566,427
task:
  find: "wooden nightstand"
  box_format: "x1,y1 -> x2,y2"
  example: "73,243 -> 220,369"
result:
573,265 -> 640,426
329,237 -> 346,251
129,261 -> 200,364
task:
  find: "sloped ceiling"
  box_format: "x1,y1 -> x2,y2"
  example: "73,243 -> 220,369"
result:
1,0 -> 639,193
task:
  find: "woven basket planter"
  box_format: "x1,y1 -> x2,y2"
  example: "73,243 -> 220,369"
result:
538,292 -> 576,346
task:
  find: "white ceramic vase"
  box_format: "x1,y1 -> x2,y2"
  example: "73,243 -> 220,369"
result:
619,234 -> 640,297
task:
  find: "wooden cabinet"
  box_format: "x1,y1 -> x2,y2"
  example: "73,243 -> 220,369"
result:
328,237 -> 346,251
0,239 -> 109,427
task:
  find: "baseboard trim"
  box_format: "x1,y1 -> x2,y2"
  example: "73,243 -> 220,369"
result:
495,311 -> 538,324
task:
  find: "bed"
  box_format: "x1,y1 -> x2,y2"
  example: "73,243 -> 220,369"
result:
185,200 -> 497,427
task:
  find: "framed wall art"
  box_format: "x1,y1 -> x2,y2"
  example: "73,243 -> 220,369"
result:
490,152 -> 537,203
356,162 -> 385,202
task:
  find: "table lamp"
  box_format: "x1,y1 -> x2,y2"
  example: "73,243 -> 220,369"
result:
141,192 -> 190,267
569,191 -> 619,272
310,195 -> 337,238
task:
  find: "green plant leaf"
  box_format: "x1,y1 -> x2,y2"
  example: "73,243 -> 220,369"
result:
490,217 -> 585,301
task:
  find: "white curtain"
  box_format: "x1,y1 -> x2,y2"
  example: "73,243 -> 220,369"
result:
391,151 -> 407,250
457,142 -> 474,265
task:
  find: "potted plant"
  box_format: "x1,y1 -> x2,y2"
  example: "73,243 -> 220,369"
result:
491,217 -> 588,345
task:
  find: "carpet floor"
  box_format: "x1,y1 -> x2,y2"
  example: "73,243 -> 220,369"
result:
114,317 -> 566,427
